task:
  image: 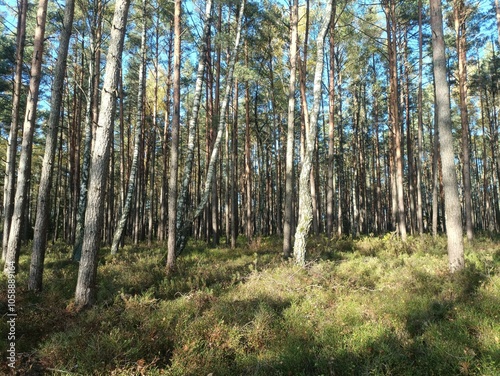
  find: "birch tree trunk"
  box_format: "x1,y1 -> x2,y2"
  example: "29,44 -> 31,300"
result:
430,0 -> 465,272
167,0 -> 182,271
74,0 -> 131,308
175,0 -> 212,252
2,0 -> 27,261
28,0 -> 75,290
293,2 -> 332,265
283,0 -> 298,258
4,0 -> 48,274
177,0 -> 245,255
111,0 -> 147,255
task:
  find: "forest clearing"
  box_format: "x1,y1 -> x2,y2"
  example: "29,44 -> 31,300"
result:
0,235 -> 499,375
1,0 -> 500,373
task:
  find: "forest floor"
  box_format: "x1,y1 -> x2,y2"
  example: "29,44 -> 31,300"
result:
1,234 -> 499,375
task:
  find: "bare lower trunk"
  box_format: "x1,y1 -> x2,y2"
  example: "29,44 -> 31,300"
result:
4,0 -> 48,274
111,0 -> 147,255
177,0 -> 245,255
2,0 -> 27,261
293,2 -> 332,265
28,0 -> 75,290
430,0 -> 464,273
283,0 -> 298,258
74,0 -> 130,308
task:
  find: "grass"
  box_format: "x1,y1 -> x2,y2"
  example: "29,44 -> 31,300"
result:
0,234 -> 499,375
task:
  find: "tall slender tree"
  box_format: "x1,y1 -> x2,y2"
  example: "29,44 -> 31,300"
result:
283,0 -> 298,259
4,0 -> 49,274
2,0 -> 27,261
74,0 -> 131,308
454,0 -> 473,241
167,0 -> 182,271
28,0 -> 75,290
430,0 -> 465,272
177,0 -> 245,255
293,1 -> 332,265
175,0 -> 212,253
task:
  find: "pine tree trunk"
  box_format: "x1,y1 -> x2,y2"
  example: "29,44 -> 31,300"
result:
326,5 -> 336,237
74,0 -> 131,308
2,0 -> 27,261
430,0 -> 465,272
28,0 -> 75,290
4,0 -> 48,274
384,0 -> 407,241
283,0 -> 298,258
293,2 -> 332,265
454,0 -> 473,241
73,2 -> 102,260
416,0 -> 424,234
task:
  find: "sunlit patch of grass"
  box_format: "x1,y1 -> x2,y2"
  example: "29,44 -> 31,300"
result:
3,235 -> 499,375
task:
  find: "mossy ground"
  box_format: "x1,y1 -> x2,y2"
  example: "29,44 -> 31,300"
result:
1,234 -> 499,375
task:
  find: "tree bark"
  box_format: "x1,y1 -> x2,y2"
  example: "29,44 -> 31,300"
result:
430,0 -> 465,272
454,0 -> 473,241
384,0 -> 407,241
293,2 -> 332,265
283,0 -> 298,258
4,0 -> 49,274
73,0 -> 103,261
74,0 -> 131,308
177,0 -> 245,255
167,0 -> 182,271
416,0 -> 424,234
111,0 -> 147,255
326,3 -> 336,237
28,0 -> 75,290
2,0 -> 27,261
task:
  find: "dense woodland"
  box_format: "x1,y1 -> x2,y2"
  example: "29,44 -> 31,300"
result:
0,0 -> 500,308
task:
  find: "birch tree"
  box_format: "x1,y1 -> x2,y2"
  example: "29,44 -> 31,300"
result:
175,0 -> 212,250
75,0 -> 131,308
111,0 -> 147,255
176,0 -> 245,256
293,1 -> 332,265
166,0 -> 182,271
28,0 -> 75,291
283,0 -> 298,259
4,0 -> 49,274
430,0 -> 465,272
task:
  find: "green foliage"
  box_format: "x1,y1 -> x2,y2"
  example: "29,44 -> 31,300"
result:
1,235 -> 499,375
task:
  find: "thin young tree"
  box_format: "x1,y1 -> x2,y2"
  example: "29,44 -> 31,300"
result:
111,0 -> 147,255
430,0 -> 465,272
454,0 -> 473,241
2,0 -> 27,261
28,0 -> 75,291
283,0 -> 298,259
293,1 -> 332,265
74,0 -> 131,308
4,0 -> 49,274
177,0 -> 245,255
175,0 -> 212,252
166,0 -> 182,271
73,0 -> 103,261
383,0 -> 407,241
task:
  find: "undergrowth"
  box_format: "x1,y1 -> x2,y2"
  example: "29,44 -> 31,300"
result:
0,234 -> 499,375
